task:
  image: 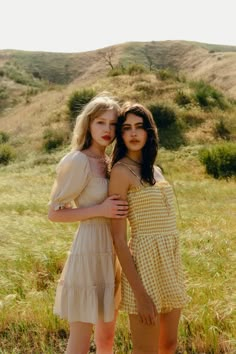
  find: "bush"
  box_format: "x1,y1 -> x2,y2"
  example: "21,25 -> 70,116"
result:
133,82 -> 155,97
0,86 -> 8,100
214,119 -> 231,140
126,63 -> 147,75
175,90 -> 192,106
148,103 -> 186,149
4,64 -> 33,86
67,88 -> 96,123
43,129 -> 67,153
155,68 -> 181,81
199,143 -> 236,179
108,65 -> 126,76
148,103 -> 177,128
191,80 -> 227,110
0,144 -> 16,165
0,131 -> 10,144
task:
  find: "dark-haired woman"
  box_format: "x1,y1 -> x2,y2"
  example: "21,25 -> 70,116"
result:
109,102 -> 189,353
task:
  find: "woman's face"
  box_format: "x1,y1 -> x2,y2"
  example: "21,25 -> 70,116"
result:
121,113 -> 148,152
90,109 -> 117,148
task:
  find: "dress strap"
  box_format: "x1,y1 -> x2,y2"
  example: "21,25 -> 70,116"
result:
116,161 -> 144,185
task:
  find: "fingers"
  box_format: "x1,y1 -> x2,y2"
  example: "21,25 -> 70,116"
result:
140,315 -> 157,326
112,209 -> 128,218
138,305 -> 157,326
109,195 -> 128,205
139,314 -> 154,326
108,194 -> 121,200
112,201 -> 128,218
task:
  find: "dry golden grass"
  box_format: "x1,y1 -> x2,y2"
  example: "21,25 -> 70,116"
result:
0,147 -> 235,353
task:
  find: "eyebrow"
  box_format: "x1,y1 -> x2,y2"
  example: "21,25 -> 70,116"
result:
95,117 -> 117,122
122,122 -> 143,126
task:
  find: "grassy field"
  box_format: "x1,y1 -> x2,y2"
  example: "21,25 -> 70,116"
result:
0,147 -> 235,353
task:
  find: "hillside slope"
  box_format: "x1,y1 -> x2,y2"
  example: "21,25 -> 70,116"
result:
0,40 -> 236,158
1,40 -> 236,97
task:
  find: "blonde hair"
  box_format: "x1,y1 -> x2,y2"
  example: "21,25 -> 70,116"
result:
71,92 -> 120,151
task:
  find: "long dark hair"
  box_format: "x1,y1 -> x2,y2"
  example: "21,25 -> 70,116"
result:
111,102 -> 159,185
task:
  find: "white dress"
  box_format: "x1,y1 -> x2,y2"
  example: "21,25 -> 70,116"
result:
49,151 -> 121,324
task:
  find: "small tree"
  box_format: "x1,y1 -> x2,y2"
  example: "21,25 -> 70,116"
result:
99,47 -> 115,69
144,45 -> 155,71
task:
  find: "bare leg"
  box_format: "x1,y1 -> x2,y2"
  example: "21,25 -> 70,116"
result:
129,314 -> 160,354
94,311 -> 118,354
159,309 -> 181,354
66,321 -> 93,354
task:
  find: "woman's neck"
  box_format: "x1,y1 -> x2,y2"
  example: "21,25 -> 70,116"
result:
87,146 -> 106,158
126,151 -> 142,164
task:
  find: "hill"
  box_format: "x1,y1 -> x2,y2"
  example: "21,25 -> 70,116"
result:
0,40 -> 236,158
1,40 -> 236,95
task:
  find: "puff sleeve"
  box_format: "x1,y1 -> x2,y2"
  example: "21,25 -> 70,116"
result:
49,151 -> 90,211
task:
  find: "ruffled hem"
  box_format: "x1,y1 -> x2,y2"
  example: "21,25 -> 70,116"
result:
54,283 -> 115,324
120,296 -> 190,315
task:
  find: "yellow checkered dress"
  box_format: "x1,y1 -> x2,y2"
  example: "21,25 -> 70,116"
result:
120,180 -> 189,314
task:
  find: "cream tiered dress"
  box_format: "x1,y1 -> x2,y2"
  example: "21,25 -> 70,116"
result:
119,164 -> 189,314
49,151 -> 120,324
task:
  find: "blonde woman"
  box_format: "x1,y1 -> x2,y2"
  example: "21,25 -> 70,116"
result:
48,93 -> 128,354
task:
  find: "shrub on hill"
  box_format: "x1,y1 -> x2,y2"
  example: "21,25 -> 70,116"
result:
191,80 -> 227,110
67,88 -> 96,125
155,68 -> 184,82
126,63 -> 147,75
175,90 -> 192,106
3,63 -> 42,87
199,143 -> 236,179
148,103 -> 186,149
108,63 -> 147,76
42,129 -> 68,153
0,131 -> 10,144
0,144 -> 16,165
148,103 -> 177,128
108,65 -> 126,76
214,119 -> 231,140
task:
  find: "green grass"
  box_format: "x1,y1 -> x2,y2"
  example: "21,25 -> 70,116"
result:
0,147 -> 235,353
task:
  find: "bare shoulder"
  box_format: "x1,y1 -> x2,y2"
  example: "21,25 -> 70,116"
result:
110,162 -> 131,179
109,162 -> 131,197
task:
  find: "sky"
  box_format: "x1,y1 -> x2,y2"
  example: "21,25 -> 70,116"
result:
1,0 -> 236,53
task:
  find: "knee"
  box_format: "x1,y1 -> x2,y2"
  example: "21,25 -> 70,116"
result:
95,331 -> 114,350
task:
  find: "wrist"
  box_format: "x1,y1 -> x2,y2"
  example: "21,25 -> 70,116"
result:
133,286 -> 148,300
96,203 -> 103,217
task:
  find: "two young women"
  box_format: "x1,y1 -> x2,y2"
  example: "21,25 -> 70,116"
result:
48,94 -> 188,353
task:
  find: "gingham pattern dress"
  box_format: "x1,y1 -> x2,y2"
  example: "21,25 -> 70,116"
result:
120,173 -> 189,314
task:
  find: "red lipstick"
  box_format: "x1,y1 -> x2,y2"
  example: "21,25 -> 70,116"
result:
102,135 -> 111,141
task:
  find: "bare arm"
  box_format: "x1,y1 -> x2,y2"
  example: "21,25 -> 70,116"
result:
109,166 -> 157,325
48,194 -> 128,223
